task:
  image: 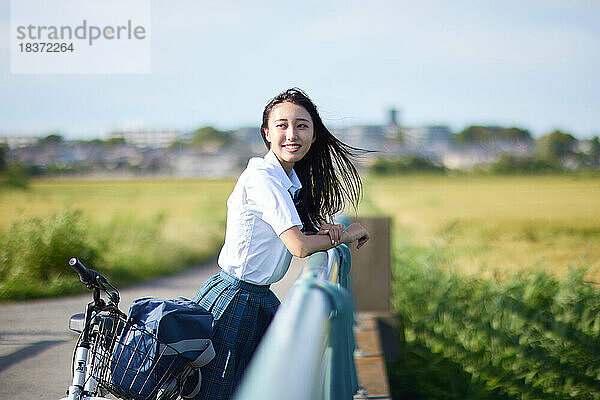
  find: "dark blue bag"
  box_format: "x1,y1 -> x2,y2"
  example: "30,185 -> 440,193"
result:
110,297 -> 214,400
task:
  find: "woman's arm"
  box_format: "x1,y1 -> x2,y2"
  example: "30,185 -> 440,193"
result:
279,223 -> 370,258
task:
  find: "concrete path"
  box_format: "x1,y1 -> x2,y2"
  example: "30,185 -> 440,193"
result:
0,258 -> 303,400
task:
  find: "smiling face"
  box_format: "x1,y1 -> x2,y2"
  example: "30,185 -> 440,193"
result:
264,102 -> 315,175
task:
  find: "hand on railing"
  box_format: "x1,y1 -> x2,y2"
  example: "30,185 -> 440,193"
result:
341,223 -> 370,249
317,223 -> 345,245
318,222 -> 369,249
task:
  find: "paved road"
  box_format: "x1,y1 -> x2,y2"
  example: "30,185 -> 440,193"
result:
0,258 -> 302,400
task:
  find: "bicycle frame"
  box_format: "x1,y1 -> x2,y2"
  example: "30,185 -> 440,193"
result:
61,288 -> 113,400
59,258 -> 122,400
59,257 -> 205,400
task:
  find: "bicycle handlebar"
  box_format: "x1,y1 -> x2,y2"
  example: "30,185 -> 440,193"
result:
69,257 -> 120,305
69,257 -> 101,287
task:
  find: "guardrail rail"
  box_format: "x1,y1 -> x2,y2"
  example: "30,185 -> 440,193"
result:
233,244 -> 359,400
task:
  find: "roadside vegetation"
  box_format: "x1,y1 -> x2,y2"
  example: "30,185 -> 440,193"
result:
0,179 -> 234,301
360,174 -> 600,399
0,144 -> 31,189
385,233 -> 600,399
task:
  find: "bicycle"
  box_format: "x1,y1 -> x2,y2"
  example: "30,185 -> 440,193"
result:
60,257 -> 213,400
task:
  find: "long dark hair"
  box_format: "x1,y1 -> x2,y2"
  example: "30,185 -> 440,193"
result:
260,88 -> 365,232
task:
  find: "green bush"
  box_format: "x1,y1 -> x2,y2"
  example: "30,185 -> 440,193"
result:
389,243 -> 600,399
0,210 -> 97,300
0,209 -> 219,301
371,156 -> 447,175
0,163 -> 31,189
487,154 -> 562,174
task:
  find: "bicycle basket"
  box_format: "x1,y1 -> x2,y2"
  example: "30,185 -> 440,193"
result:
88,312 -> 194,400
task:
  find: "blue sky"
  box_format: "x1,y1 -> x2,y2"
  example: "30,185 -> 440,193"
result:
1,0 -> 599,139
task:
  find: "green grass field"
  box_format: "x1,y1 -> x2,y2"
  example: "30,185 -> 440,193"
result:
360,174 -> 600,281
0,178 -> 235,300
0,178 -> 234,245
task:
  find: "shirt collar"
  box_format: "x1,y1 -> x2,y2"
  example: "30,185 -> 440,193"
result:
264,151 -> 302,196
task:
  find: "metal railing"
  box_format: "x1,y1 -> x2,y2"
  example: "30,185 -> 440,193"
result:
233,244 -> 359,400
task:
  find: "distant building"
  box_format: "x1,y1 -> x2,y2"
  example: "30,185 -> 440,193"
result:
401,125 -> 453,146
388,108 -> 400,127
169,148 -> 241,178
108,130 -> 181,149
231,127 -> 266,155
335,125 -> 398,150
0,135 -> 39,149
2,106 -> 555,176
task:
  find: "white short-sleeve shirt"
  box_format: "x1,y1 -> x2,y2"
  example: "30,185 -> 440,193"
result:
217,151 -> 303,285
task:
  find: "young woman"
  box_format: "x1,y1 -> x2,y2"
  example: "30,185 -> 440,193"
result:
192,88 -> 370,399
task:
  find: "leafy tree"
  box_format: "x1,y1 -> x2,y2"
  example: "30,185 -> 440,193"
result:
536,130 -> 577,164
456,126 -> 531,145
456,126 -> 491,144
40,133 -> 64,145
586,136 -> 600,168
488,154 -> 560,174
500,127 -> 532,142
190,126 -> 232,148
168,139 -> 187,150
105,137 -> 126,146
1,144 -> 30,189
371,156 -> 446,174
0,143 -> 7,172
0,163 -> 31,189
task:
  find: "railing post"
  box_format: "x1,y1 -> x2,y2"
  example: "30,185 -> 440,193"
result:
349,216 -> 391,312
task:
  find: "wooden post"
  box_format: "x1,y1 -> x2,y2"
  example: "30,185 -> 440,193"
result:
349,216 -> 391,312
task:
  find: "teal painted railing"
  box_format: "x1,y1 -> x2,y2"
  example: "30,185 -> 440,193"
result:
233,244 -> 359,400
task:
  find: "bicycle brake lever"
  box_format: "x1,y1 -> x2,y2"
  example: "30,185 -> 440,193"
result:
70,257 -> 120,305
95,272 -> 120,305
107,290 -> 120,305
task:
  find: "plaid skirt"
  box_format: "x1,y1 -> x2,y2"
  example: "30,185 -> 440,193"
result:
191,270 -> 280,400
